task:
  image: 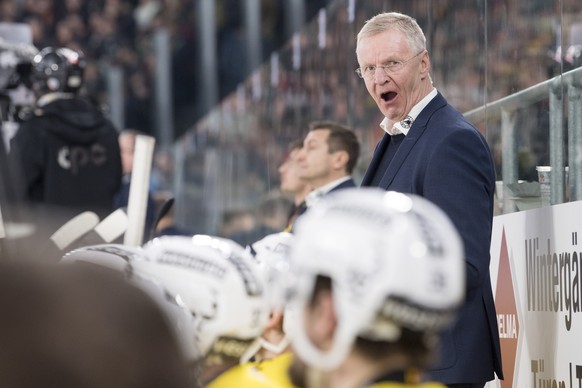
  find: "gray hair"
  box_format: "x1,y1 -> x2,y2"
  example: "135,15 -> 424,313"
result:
356,12 -> 426,54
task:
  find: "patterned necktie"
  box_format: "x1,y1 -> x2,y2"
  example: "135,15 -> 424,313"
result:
400,115 -> 414,129
391,115 -> 413,135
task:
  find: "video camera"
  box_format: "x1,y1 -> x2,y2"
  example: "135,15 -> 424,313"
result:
0,23 -> 38,125
0,23 -> 37,258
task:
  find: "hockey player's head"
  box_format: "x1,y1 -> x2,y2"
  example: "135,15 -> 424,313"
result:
135,235 -> 271,383
32,47 -> 85,95
0,259 -> 196,387
243,232 -> 294,362
60,243 -> 141,274
60,244 -> 200,368
284,188 -> 465,383
248,231 -> 294,312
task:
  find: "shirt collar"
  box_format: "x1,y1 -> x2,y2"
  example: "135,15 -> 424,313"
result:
380,88 -> 437,136
305,176 -> 351,208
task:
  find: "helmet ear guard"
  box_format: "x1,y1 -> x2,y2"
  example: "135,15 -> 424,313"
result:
248,232 -> 294,311
241,232 -> 295,361
285,188 -> 465,371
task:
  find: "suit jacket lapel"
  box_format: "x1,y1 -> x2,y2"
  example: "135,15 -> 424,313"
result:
330,178 -> 356,192
369,92 -> 448,188
377,130 -> 422,187
361,134 -> 390,186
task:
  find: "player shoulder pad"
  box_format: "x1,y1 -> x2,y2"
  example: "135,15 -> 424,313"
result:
206,358 -> 294,388
252,353 -> 295,387
367,383 -> 446,388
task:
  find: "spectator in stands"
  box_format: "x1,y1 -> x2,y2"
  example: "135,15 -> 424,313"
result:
219,208 -> 256,239
228,192 -> 293,247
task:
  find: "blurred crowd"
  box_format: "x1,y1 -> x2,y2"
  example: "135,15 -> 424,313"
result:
175,0 -> 582,234
0,0 -> 333,138
2,0 -> 582,235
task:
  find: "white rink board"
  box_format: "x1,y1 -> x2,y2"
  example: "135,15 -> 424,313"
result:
486,201 -> 582,388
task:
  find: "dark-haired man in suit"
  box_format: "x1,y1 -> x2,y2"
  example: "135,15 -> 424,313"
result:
297,121 -> 360,210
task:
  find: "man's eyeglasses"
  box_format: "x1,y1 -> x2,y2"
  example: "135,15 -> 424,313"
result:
355,50 -> 425,79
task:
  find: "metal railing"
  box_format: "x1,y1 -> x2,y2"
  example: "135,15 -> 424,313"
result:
464,66 -> 582,213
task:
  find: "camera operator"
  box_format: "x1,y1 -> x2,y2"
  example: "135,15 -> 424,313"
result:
8,47 -> 122,259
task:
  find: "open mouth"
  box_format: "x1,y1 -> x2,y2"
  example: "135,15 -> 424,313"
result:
381,92 -> 397,102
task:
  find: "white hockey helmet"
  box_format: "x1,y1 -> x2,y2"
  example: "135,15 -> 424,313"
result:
129,272 -> 200,363
60,244 -> 199,363
239,232 -> 295,361
248,231 -> 294,311
60,243 -> 143,274
286,188 -> 465,371
135,235 -> 270,362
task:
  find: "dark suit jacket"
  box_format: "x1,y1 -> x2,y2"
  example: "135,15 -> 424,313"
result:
329,177 -> 357,192
361,92 -> 503,384
289,178 -> 356,233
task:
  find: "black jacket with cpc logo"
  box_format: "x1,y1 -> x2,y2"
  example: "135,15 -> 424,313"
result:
10,94 -> 122,219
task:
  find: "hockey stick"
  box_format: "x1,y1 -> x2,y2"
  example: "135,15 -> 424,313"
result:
124,135 -> 156,246
49,211 -> 100,250
148,196 -> 174,241
74,208 -> 129,247
0,203 -> 5,240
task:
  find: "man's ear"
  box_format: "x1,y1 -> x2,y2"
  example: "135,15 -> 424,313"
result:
420,51 -> 431,80
312,289 -> 337,349
332,150 -> 349,171
266,309 -> 284,330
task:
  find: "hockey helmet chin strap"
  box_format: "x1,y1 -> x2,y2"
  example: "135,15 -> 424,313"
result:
239,335 -> 290,364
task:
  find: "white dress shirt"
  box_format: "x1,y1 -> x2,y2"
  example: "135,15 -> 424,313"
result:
380,88 -> 438,136
305,176 -> 352,208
